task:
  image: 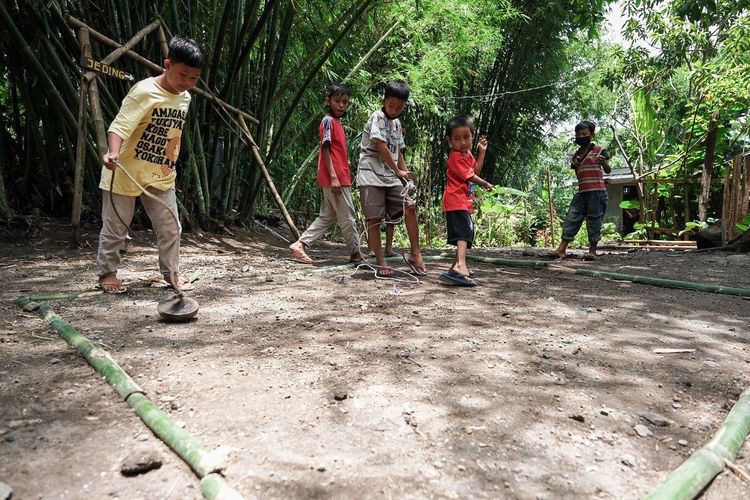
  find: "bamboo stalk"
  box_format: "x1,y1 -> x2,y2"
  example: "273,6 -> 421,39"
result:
460,254 -> 547,269
19,292 -> 103,301
646,388 -> 750,499
0,3 -> 77,129
200,473 -> 244,500
72,27 -> 91,246
13,298 -> 245,499
572,268 -> 750,298
14,299 -> 143,399
237,115 -> 300,239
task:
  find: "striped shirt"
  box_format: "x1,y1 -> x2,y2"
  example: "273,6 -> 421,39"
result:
573,144 -> 607,192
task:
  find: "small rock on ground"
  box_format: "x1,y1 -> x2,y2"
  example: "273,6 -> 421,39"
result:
634,424 -> 653,438
639,412 -> 671,427
120,450 -> 163,476
0,481 -> 12,500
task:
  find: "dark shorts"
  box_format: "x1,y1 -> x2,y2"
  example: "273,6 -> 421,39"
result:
446,210 -> 474,248
359,185 -> 415,221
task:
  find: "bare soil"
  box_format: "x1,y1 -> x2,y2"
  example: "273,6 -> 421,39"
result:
2,219 -> 750,499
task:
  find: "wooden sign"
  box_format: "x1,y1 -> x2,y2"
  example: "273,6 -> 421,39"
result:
80,56 -> 134,81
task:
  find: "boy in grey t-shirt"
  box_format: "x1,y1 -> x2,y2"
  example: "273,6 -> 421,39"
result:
357,80 -> 426,278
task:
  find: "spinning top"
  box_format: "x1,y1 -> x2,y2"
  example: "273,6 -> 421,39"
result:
157,294 -> 199,322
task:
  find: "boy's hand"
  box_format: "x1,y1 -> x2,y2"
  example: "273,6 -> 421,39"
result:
477,137 -> 488,153
103,151 -> 119,171
330,176 -> 342,195
484,182 -> 495,191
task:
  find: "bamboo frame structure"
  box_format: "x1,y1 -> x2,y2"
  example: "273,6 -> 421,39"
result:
721,154 -> 750,243
67,16 -> 300,242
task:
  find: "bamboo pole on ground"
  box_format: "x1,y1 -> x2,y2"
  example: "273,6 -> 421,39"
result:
13,298 -> 245,500
237,115 -> 301,240
646,388 -> 750,500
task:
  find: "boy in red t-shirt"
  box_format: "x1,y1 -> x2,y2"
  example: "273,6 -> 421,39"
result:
289,84 -> 363,264
441,115 -> 494,286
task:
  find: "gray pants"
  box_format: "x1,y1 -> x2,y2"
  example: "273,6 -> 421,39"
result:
299,186 -> 360,255
96,188 -> 181,278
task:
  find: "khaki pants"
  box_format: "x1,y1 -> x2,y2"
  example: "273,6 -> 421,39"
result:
96,188 -> 181,278
299,186 -> 360,255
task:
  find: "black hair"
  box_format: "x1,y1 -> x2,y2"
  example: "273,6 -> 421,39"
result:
384,79 -> 410,101
445,115 -> 475,137
327,83 -> 351,98
167,37 -> 204,69
575,120 -> 596,134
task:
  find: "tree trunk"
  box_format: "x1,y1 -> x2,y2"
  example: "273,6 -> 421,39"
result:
698,112 -> 719,222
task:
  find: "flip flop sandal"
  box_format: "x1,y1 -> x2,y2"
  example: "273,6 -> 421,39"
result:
97,277 -> 127,294
402,253 -> 427,276
440,272 -> 478,287
170,281 -> 195,291
290,256 -> 315,264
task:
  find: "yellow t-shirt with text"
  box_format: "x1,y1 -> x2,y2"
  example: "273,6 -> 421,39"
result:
99,77 -> 191,196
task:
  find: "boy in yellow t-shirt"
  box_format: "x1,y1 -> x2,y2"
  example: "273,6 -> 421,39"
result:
96,37 -> 203,293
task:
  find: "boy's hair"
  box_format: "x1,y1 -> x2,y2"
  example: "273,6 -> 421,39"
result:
446,115 -> 476,137
167,37 -> 204,69
327,83 -> 351,98
384,80 -> 410,101
575,121 -> 596,134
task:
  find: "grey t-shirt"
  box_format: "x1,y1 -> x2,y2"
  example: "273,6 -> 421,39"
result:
356,109 -> 406,187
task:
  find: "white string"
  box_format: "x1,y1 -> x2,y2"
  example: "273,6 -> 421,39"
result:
333,179 -> 421,284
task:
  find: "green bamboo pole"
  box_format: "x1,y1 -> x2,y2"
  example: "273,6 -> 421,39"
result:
200,473 -> 245,500
127,393 -> 214,477
13,298 -> 245,499
18,292 -> 103,302
460,253 -> 547,269
572,268 -> 750,298
646,388 -> 750,499
14,299 -> 143,399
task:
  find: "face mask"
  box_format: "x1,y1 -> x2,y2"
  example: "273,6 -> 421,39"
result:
575,136 -> 591,147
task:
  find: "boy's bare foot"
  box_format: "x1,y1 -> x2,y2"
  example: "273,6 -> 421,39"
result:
98,275 -> 127,294
163,274 -> 194,291
289,240 -> 313,264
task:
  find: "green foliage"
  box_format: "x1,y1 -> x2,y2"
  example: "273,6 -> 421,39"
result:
619,200 -> 641,209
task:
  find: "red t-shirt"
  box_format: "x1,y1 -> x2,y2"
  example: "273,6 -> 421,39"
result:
317,115 -> 351,187
443,150 -> 476,212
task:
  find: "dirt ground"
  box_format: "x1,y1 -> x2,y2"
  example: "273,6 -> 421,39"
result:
2,218 -> 750,499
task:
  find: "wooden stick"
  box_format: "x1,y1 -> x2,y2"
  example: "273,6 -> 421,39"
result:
66,16 -> 258,125
237,115 -> 300,240
84,19 -> 162,82
725,459 -> 750,484
71,27 -> 91,246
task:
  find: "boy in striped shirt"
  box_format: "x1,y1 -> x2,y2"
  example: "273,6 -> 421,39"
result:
552,121 -> 611,260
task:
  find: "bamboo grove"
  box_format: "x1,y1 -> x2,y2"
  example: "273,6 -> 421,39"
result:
2,0 -> 748,244
0,0 -> 610,230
